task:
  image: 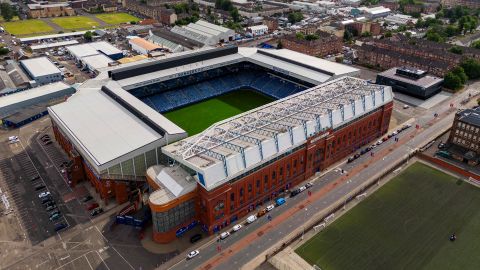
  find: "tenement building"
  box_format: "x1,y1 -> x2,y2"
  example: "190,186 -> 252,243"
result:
447,107 -> 480,165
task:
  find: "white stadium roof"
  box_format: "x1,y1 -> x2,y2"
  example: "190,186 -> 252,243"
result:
116,47 -> 359,90
49,46 -> 362,178
162,76 -> 393,190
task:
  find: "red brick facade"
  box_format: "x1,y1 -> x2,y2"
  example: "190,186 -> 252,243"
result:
198,102 -> 393,233
281,31 -> 342,57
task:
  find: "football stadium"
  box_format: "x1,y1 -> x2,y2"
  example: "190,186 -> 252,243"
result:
48,46 -> 394,243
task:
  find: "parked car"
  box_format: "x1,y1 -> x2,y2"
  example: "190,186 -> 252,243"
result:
305,182 -> 313,189
49,210 -> 60,217
299,186 -> 306,192
233,224 -> 242,232
354,153 -> 361,159
290,189 -> 300,197
38,191 -> 50,198
266,204 -> 275,211
90,207 -> 103,216
46,205 -> 57,211
55,223 -> 67,232
50,213 -> 61,221
438,143 -> 447,149
257,209 -> 267,217
403,104 -> 410,109
82,195 -> 93,203
220,231 -> 230,240
41,197 -> 52,204
35,184 -> 46,191
246,215 -> 257,224
190,234 -> 202,243
86,202 -> 99,210
186,250 -> 199,260
43,140 -> 52,146
276,198 -> 286,206
45,201 -> 56,208
347,156 -> 355,163
30,175 -> 40,182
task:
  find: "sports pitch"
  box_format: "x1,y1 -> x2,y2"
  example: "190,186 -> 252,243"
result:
164,90 -> 274,135
1,20 -> 53,36
95,13 -> 140,25
296,162 -> 480,270
51,16 -> 99,30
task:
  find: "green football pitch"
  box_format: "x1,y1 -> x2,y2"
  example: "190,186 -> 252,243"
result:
296,162 -> 480,270
164,90 -> 274,135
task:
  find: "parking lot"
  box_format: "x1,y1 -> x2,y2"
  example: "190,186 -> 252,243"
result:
0,134 -> 74,245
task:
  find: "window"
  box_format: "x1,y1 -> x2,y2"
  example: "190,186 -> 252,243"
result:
248,183 -> 252,192
272,170 -> 276,180
230,193 -> 235,201
239,187 -> 244,197
214,201 -> 224,211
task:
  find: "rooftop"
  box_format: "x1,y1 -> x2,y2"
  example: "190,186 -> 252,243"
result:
457,107 -> 480,127
147,165 -> 196,205
81,54 -> 116,71
129,37 -> 161,51
20,57 -> 61,78
66,41 -> 122,59
377,67 -> 443,88
162,76 -> 393,190
19,31 -> 88,43
0,82 -> 72,114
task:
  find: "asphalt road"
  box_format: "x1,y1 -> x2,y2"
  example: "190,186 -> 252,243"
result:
168,83 -> 479,270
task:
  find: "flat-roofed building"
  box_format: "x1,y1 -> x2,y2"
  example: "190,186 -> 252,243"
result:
66,41 -> 124,61
376,67 -> 443,99
20,57 -> 62,85
0,82 -> 75,128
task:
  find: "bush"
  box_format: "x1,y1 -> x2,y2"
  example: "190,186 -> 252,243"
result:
443,72 -> 463,90
449,45 -> 463,55
461,58 -> 480,79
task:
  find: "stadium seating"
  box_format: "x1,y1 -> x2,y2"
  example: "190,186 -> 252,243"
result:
136,69 -> 308,113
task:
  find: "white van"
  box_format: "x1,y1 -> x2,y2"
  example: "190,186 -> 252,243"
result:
247,215 -> 257,224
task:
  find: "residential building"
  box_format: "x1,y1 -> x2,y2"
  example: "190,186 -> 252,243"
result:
281,31 -> 342,57
448,107 -> 480,165
442,0 -> 480,9
346,21 -> 381,36
354,35 -> 480,76
27,2 -> 75,18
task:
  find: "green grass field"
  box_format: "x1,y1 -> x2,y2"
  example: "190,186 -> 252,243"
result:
1,20 -> 53,36
51,16 -> 99,30
95,13 -> 140,25
164,90 -> 274,135
296,162 -> 480,270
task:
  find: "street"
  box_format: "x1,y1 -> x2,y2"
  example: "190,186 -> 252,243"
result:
166,82 -> 479,270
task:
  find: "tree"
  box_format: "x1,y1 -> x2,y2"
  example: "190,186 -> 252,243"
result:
361,31 -> 372,37
477,98 -> 480,106
83,31 -> 93,42
295,32 -> 305,40
277,40 -> 283,49
384,31 -> 393,38
0,3 -> 15,22
0,46 -> 9,55
449,45 -> 463,55
471,40 -> 480,49
230,7 -> 240,23
461,58 -> 480,79
426,30 -> 444,42
443,72 -> 463,90
445,25 -> 458,37
305,34 -> 319,41
288,12 -> 303,24
451,66 -> 468,84
343,29 -> 353,41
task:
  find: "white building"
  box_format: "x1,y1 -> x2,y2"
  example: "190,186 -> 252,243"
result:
384,14 -> 418,25
246,25 -> 269,36
66,41 -> 124,62
20,57 -> 62,85
171,20 -> 235,45
360,6 -> 391,18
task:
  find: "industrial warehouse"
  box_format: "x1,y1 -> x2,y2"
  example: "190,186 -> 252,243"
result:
47,46 -> 393,243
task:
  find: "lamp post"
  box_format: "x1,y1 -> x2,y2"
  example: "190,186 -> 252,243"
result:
302,207 -> 308,240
